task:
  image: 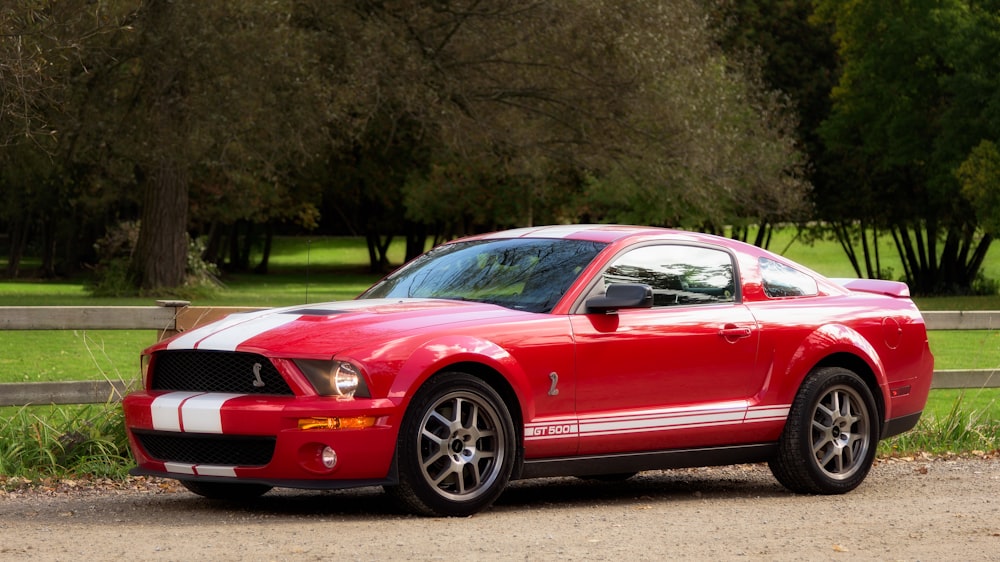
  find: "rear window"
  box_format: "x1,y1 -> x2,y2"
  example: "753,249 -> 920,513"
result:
759,258 -> 818,298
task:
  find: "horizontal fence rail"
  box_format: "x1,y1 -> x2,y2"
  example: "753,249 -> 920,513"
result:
0,307 -> 997,407
923,311 -> 1000,331
0,301 -> 261,407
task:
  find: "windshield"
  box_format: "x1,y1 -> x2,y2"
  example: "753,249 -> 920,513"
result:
360,237 -> 607,313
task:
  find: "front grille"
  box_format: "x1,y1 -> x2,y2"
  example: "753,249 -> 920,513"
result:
136,431 -> 275,466
151,350 -> 293,395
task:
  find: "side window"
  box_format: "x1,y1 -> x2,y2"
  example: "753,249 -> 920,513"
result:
603,245 -> 736,306
759,258 -> 818,297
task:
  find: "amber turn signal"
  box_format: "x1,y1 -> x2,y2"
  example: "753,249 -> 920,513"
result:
298,416 -> 377,430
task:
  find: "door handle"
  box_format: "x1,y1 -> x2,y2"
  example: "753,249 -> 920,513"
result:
718,325 -> 752,339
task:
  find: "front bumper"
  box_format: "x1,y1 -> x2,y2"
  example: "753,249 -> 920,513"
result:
123,391 -> 401,485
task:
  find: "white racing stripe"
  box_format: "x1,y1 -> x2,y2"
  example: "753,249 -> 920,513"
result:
166,299 -> 439,352
525,404 -> 792,441
180,393 -> 245,433
151,391 -> 246,433
166,308 -> 280,350
745,405 -> 791,422
193,313 -> 301,351
192,465 -> 238,478
580,409 -> 745,437
151,392 -> 202,432
163,462 -> 237,478
164,462 -> 196,475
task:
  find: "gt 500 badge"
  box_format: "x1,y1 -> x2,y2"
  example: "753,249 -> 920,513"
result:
525,423 -> 579,439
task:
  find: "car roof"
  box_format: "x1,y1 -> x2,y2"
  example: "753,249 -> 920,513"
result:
465,224 -> 699,245
459,224 -> 831,282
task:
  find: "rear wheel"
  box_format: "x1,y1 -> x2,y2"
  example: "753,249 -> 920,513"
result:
180,480 -> 272,500
769,366 -> 879,494
386,372 -> 516,517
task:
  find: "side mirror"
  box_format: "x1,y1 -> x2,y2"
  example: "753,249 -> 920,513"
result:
586,283 -> 654,313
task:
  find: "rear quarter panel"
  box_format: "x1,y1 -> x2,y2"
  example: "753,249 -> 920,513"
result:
746,294 -> 933,424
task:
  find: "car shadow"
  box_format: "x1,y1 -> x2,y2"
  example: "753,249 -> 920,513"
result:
150,465 -> 789,520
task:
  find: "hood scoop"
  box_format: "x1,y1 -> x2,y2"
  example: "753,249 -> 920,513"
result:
283,308 -> 351,316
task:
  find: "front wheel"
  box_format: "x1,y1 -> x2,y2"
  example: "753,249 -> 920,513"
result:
386,372 -> 516,517
768,366 -> 880,494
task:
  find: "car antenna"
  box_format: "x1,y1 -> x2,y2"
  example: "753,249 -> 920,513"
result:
305,239 -> 311,304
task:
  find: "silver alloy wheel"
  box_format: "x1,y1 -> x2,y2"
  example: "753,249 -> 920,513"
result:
810,384 -> 872,480
416,389 -> 506,502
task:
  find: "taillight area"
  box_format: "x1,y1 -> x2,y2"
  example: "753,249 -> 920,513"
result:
890,385 -> 912,398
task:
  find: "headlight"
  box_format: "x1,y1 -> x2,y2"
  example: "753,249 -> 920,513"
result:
295,359 -> 370,398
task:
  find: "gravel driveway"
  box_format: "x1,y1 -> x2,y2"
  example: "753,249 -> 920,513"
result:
1,456 -> 998,561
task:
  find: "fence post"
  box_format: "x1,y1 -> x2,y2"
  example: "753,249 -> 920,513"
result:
156,299 -> 190,341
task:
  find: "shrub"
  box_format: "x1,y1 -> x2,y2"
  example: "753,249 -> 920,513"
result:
88,221 -> 221,297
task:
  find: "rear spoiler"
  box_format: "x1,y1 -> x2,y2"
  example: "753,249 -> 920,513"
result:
830,278 -> 911,298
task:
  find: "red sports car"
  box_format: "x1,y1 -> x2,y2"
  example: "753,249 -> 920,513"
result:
122,225 -> 934,516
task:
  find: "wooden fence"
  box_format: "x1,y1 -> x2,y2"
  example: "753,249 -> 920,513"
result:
0,301 -> 259,407
0,305 -> 997,406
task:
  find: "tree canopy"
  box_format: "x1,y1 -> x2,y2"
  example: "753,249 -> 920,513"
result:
812,0 -> 1000,294
11,0 -> 998,296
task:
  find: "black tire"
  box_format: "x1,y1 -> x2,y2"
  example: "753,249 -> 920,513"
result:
386,372 -> 516,517
180,480 -> 272,500
768,366 -> 880,494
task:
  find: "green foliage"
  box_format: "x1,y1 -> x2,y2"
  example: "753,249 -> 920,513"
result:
403,159 -> 580,234
707,0 -> 838,144
88,221 -> 220,298
0,403 -> 133,480
812,0 -> 1000,294
88,221 -> 141,297
5,0 -> 816,284
956,140 -> 1000,236
881,393 -> 999,455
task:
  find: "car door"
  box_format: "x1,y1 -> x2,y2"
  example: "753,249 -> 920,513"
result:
569,243 -> 763,455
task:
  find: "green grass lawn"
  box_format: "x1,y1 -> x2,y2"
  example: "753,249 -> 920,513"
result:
1,232 -> 998,423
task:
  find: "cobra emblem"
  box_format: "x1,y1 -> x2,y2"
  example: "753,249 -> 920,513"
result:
548,372 -> 559,396
252,363 -> 265,388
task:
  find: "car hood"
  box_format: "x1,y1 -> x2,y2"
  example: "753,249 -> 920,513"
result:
155,298 -> 530,357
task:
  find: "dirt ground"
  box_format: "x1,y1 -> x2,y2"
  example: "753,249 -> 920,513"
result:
1,455 -> 998,561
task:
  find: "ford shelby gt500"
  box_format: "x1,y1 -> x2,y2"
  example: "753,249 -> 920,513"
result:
123,225 -> 934,516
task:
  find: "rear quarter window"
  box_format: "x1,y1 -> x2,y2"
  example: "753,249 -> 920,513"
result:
759,258 -> 818,298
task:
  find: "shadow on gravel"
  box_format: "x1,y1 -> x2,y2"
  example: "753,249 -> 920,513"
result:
138,465 -> 789,520
494,467 -> 788,512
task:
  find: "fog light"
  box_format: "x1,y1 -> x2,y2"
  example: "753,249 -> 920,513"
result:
298,443 -> 339,474
321,446 -> 337,469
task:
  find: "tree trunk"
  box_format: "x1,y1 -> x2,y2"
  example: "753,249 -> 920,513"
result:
253,222 -> 273,274
39,215 -> 56,277
227,222 -> 242,271
365,231 -> 392,273
132,159 -> 189,290
5,217 -> 28,278
202,221 -> 223,265
239,221 -> 255,271
128,0 -> 192,292
404,221 -> 427,262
